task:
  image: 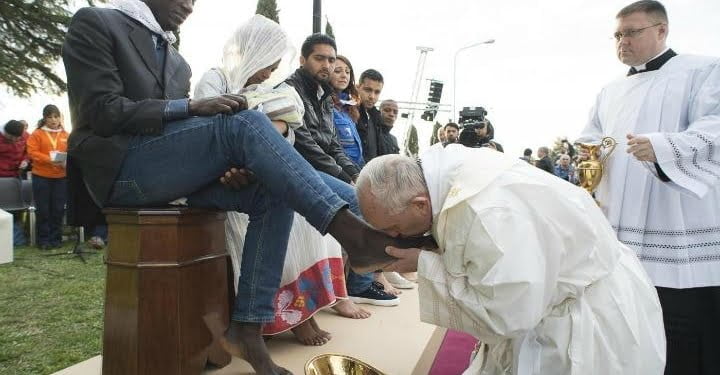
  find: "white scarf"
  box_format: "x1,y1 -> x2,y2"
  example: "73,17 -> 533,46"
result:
41,126 -> 63,133
108,0 -> 177,45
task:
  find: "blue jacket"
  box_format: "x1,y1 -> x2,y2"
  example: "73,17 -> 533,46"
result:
332,94 -> 364,167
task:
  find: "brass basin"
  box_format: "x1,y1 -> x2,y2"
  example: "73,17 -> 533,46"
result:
305,354 -> 386,375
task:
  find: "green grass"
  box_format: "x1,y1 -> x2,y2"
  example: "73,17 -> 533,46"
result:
0,244 -> 105,375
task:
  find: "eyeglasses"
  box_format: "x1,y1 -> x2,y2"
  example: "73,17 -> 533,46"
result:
613,23 -> 664,41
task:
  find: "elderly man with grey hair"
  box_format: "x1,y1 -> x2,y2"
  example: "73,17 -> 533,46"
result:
356,145 -> 665,374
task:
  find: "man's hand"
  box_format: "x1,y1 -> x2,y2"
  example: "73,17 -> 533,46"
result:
220,168 -> 257,190
577,146 -> 600,161
627,133 -> 657,162
383,246 -> 421,273
188,94 -> 248,116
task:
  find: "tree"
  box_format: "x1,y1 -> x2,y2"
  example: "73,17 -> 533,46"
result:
325,18 -> 335,39
256,0 -> 280,23
404,124 -> 419,157
0,0 -> 73,97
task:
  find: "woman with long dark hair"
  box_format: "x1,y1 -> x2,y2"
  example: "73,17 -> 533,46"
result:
330,55 -> 364,168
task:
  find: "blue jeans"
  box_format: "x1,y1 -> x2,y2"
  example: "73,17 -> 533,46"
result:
32,175 -> 67,247
347,269 -> 375,294
84,224 -> 108,241
107,110 -> 353,323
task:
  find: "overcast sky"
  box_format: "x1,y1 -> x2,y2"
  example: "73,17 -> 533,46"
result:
2,0 -> 719,157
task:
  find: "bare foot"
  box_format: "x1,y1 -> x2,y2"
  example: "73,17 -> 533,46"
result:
291,318 -> 329,346
204,314 -> 292,375
308,317 -> 332,341
375,272 -> 401,295
332,299 -> 372,319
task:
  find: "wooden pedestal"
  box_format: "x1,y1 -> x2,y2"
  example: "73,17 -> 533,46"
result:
102,208 -> 231,375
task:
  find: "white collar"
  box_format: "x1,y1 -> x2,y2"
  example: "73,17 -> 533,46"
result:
632,47 -> 669,71
109,0 -> 177,45
421,144 -> 467,218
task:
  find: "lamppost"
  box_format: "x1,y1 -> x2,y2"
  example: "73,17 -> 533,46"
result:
313,0 -> 321,33
452,39 -> 495,121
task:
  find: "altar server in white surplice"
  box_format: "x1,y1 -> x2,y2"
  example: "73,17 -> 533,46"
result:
355,147 -> 665,375
577,2 -> 720,373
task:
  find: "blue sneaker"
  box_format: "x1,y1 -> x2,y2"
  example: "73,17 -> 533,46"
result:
349,283 -> 399,306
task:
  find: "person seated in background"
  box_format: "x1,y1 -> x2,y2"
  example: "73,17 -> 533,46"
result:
1,120 -> 31,246
356,148 -> 666,375
330,55 -> 364,168
0,120 -> 29,178
378,99 -> 400,155
283,34 -> 361,185
355,69 -> 385,162
333,67 -> 404,302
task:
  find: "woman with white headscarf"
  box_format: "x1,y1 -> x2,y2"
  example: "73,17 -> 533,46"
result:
195,15 -> 366,347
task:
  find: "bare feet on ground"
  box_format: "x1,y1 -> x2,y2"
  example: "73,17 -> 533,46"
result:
309,317 -> 332,340
375,272 -> 401,295
204,313 -> 293,375
291,317 -> 330,346
331,299 -> 372,319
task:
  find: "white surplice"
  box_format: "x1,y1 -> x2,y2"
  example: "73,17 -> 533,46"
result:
417,145 -> 665,375
578,54 -> 720,288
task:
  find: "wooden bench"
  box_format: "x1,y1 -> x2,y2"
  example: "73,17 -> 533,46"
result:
102,208 -> 232,375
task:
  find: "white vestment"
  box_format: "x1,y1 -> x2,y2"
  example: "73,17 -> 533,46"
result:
417,145 -> 665,375
578,54 -> 720,288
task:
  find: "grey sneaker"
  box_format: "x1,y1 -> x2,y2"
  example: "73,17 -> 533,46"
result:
87,236 -> 105,249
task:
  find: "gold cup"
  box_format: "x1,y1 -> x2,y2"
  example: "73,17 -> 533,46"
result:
305,354 -> 386,375
576,137 -> 617,202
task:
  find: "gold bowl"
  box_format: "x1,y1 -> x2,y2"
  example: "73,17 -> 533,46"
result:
305,354 -> 386,375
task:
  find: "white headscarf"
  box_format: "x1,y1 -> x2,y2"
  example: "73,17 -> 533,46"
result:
220,15 -> 294,93
108,0 -> 177,45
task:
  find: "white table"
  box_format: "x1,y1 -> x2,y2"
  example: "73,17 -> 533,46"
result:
0,209 -> 13,264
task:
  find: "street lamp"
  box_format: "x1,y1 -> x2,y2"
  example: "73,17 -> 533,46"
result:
452,39 -> 495,122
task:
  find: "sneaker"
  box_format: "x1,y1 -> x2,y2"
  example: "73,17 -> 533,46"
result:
87,236 -> 105,249
384,272 -> 415,289
349,284 -> 399,306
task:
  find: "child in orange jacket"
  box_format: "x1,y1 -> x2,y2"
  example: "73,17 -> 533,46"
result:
26,104 -> 69,249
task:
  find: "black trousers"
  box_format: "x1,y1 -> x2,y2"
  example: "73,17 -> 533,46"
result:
657,286 -> 720,375
31,174 -> 67,247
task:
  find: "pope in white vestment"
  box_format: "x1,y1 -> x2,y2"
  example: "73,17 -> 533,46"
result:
356,147 -> 666,375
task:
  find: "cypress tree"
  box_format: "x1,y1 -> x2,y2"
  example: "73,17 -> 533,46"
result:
255,0 -> 280,23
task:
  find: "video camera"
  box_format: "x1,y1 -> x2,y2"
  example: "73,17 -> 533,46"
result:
458,107 -> 487,129
458,107 -> 489,148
